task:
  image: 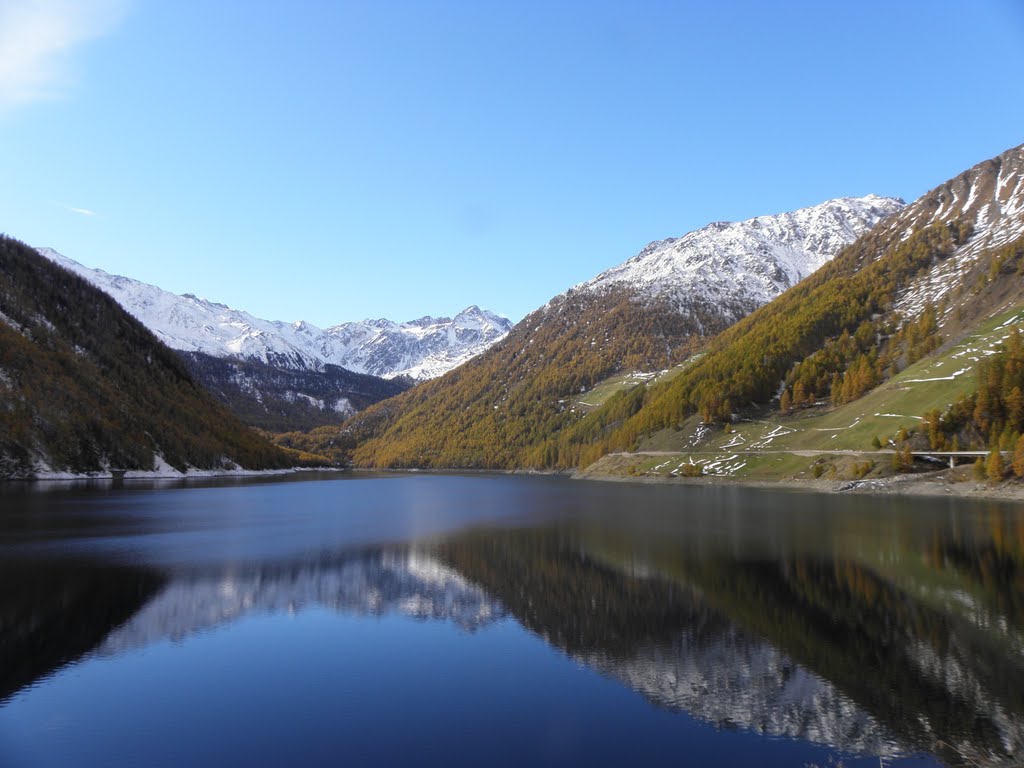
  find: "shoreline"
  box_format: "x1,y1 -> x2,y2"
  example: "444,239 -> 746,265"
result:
9,460 -> 1024,503
572,465 -> 1024,502
5,466 -> 342,484
344,462 -> 1024,503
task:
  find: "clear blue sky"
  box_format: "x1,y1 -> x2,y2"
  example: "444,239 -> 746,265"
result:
2,1 -> 1023,326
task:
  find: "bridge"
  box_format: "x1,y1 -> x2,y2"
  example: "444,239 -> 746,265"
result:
910,450 -> 1007,468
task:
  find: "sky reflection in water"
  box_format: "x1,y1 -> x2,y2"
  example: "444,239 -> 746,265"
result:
1,473 -> 1020,767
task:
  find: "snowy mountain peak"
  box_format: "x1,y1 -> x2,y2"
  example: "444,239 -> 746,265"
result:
36,248 -> 512,380
576,194 -> 904,327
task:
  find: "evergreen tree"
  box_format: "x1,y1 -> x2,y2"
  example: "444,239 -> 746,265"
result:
987,449 -> 1004,482
779,388 -> 792,415
973,457 -> 987,481
1013,434 -> 1024,478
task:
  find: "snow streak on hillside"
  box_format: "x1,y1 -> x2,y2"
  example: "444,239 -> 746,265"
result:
884,143 -> 1024,320
36,248 -> 512,380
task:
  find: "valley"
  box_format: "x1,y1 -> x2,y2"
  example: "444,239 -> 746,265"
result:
5,144 -> 1024,495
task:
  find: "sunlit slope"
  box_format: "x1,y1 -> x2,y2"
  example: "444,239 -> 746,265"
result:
571,143 -> 1024,469
579,297 -> 1024,481
344,197 -> 898,469
574,364 -> 693,414
345,289 -> 704,468
665,304 -> 1024,456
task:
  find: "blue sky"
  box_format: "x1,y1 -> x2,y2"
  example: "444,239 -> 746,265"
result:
2,1 -> 1023,326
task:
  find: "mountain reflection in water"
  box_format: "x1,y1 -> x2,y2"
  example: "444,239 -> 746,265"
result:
99,550 -> 504,654
2,478 -> 1024,767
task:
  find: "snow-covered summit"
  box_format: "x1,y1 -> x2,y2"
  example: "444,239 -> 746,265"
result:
322,305 -> 514,380
576,194 -> 904,327
35,248 -> 512,380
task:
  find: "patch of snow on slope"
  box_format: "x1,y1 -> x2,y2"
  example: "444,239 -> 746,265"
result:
893,145 -> 1024,321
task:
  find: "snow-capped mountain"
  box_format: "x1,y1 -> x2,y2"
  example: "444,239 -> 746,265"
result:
344,192 -> 905,468
35,248 -> 512,380
576,194 -> 905,328
320,306 -> 514,380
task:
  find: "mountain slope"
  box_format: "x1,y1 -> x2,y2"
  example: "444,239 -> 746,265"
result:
340,195 -> 901,469
570,143 -> 1024,467
0,236 -> 291,478
36,249 -> 511,380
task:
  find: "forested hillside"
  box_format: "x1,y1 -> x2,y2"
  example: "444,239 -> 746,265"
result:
337,197 -> 894,469
0,236 -> 291,478
341,288 -> 703,467
559,143 -> 1024,468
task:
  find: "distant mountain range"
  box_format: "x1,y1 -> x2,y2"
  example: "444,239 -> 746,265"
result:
30,249 -> 511,432
36,248 -> 513,381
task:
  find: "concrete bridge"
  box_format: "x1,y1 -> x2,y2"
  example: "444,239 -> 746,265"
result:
910,450 -> 1008,468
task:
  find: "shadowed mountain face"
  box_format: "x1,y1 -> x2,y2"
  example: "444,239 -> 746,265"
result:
179,352 -> 411,432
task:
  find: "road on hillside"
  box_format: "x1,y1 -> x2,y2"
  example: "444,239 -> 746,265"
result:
607,449 -> 1000,458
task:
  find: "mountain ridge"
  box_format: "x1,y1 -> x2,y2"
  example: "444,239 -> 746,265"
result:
35,248 -> 513,381
576,193 -> 903,330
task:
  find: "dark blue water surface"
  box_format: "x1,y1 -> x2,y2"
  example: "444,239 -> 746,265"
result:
2,472 -> 1022,767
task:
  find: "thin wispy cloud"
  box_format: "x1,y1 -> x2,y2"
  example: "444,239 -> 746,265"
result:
67,206 -> 97,216
0,0 -> 128,111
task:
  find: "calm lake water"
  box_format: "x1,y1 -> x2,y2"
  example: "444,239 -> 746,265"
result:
1,473 -> 1023,767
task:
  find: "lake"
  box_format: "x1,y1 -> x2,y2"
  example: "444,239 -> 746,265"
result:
1,473 -> 1022,767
